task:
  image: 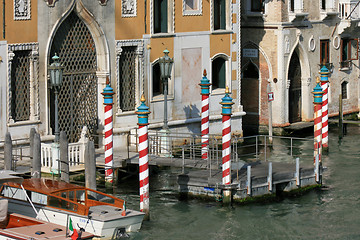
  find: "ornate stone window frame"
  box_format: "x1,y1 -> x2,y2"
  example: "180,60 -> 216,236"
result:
183,0 -> 202,16
7,43 -> 39,124
115,40 -> 144,115
14,0 -> 31,20
210,0 -> 231,32
122,0 -> 137,17
150,0 -> 175,35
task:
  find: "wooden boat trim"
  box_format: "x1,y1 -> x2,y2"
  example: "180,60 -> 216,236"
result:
0,179 -> 125,216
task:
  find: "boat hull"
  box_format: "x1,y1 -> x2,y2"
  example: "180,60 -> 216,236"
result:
5,198 -> 144,239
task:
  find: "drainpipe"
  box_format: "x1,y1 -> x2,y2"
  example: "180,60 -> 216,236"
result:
3,0 -> 5,39
144,0 -> 147,33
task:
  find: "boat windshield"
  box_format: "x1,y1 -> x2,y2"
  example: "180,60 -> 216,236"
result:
48,195 -> 88,215
87,190 -> 115,204
51,188 -> 123,209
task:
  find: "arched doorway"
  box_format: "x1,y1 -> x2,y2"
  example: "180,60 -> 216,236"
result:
288,51 -> 302,123
241,61 -> 259,134
49,11 -> 98,143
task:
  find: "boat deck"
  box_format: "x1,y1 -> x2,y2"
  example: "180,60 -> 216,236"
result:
0,213 -> 94,240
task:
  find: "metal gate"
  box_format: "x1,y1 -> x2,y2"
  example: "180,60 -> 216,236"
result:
50,11 -> 98,143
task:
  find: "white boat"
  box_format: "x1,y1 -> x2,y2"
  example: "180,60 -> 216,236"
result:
0,177 -> 145,239
0,211 -> 94,240
0,171 -> 94,240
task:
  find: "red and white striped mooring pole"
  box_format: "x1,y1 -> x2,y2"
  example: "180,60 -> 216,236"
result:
220,86 -> 234,203
313,77 -> 323,163
199,70 -> 211,162
102,77 -> 115,188
136,94 -> 150,220
320,65 -> 329,152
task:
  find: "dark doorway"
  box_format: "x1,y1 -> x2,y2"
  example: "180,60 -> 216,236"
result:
288,51 -> 302,123
241,61 -> 259,135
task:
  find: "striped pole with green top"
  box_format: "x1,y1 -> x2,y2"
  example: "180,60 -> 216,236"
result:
320,65 -> 329,152
136,94 -> 150,220
199,70 -> 211,162
220,86 -> 234,185
101,77 -> 115,187
312,77 -> 323,163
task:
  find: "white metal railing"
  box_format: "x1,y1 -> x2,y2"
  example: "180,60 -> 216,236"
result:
40,138 -> 87,173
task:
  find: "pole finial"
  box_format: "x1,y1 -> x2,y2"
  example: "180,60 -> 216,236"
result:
316,77 -> 320,84
140,94 -> 146,102
106,76 -> 110,85
203,69 -> 207,77
225,86 -> 230,94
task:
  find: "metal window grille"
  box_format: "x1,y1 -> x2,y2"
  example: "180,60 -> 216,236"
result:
50,11 -> 98,143
11,50 -> 31,122
119,46 -> 136,111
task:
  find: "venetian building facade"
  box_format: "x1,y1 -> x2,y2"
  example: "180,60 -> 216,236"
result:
241,0 -> 360,134
0,0 -> 243,147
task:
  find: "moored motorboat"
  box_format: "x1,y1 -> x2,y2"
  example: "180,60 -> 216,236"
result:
0,212 -> 94,240
0,178 -> 144,239
0,171 -> 93,240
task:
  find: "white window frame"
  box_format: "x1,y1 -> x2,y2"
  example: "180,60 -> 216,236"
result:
7,43 -> 39,125
150,0 -> 175,35
210,0 -> 231,32
183,0 -> 202,16
288,0 -> 303,13
115,40 -> 144,115
210,53 -> 231,95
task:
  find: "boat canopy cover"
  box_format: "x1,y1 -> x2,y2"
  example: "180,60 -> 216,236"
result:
0,170 -> 24,185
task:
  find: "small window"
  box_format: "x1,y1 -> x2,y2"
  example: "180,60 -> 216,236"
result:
341,81 -> 348,99
214,0 -> 226,30
184,0 -> 202,15
321,0 -> 326,10
289,0 -> 295,12
152,62 -> 163,96
154,0 -> 168,33
185,0 -> 199,11
251,0 -> 263,12
341,38 -> 358,61
320,40 -> 329,65
212,57 -> 226,90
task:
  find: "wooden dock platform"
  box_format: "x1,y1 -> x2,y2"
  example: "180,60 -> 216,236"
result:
177,160 -> 321,202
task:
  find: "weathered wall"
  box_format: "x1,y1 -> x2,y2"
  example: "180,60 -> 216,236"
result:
242,0 -> 360,129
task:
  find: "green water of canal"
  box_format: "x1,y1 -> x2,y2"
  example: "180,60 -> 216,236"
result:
115,126 -> 360,239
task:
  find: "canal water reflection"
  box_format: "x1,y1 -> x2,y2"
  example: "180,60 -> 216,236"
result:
115,126 -> 360,239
